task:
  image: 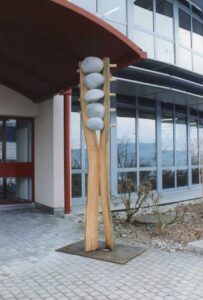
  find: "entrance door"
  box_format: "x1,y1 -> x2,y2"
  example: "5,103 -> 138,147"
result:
0,118 -> 34,204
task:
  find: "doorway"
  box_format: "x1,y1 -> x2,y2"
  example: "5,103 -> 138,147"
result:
0,118 -> 34,204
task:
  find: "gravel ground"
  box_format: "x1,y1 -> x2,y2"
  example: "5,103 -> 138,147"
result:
112,200 -> 203,252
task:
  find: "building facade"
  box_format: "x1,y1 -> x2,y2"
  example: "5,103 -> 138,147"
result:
0,0 -> 203,214
70,0 -> 203,210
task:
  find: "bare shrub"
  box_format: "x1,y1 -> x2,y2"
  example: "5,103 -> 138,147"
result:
118,179 -> 152,223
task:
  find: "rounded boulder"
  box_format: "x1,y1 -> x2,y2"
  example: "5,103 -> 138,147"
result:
84,73 -> 105,89
81,57 -> 104,74
86,117 -> 104,131
85,89 -> 104,103
86,103 -> 105,119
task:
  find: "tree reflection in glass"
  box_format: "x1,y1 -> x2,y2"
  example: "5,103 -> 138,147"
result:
162,169 -> 175,189
190,120 -> 198,165
117,115 -> 136,168
139,111 -> 156,167
161,114 -> 174,166
199,122 -> 203,165
71,112 -> 81,169
176,117 -> 187,166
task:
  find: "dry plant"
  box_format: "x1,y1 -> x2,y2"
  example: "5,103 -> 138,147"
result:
145,192 -> 187,233
117,179 -> 152,223
117,179 -> 186,233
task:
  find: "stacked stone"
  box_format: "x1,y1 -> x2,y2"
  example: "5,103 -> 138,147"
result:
81,57 -> 105,131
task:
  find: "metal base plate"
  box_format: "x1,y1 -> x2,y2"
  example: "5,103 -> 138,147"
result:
56,240 -> 146,264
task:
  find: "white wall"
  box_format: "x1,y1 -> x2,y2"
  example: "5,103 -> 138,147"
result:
35,99 -> 54,207
0,85 -> 38,117
53,95 -> 65,208
35,96 -> 65,209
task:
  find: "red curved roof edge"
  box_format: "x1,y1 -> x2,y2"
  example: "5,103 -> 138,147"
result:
51,0 -> 147,68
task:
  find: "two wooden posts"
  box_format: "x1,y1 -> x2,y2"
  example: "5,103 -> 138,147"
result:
79,57 -> 116,252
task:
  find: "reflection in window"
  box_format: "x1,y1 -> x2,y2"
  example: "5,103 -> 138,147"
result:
192,168 -> 199,185
161,114 -> 174,166
177,169 -> 188,187
0,177 -> 32,203
98,0 -> 126,24
156,38 -> 174,63
179,9 -> 191,48
71,112 -> 81,169
156,0 -> 173,39
193,55 -> 203,75
118,172 -> 136,193
134,29 -> 155,59
190,120 -> 198,165
6,119 -> 32,162
163,170 -> 175,189
193,19 -> 203,55
134,0 -> 153,31
139,111 -> 156,167
117,113 -> 136,168
176,117 -> 187,166
72,174 -> 82,197
140,171 -> 156,190
179,47 -> 192,70
105,20 -> 126,34
199,122 -> 203,164
69,0 -> 96,13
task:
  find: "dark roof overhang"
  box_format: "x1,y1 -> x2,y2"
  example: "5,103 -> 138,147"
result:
0,0 -> 146,102
114,59 -> 203,97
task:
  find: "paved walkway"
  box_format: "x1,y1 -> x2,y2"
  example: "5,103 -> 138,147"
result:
0,209 -> 203,300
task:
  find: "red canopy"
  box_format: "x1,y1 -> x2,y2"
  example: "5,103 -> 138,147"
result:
0,0 -> 146,101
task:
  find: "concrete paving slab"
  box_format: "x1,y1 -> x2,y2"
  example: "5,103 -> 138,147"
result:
0,209 -> 203,300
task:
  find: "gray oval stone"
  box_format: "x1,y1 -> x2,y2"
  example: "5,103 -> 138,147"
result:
85,89 -> 104,103
86,118 -> 104,131
84,73 -> 105,89
86,103 -> 105,119
81,57 -> 104,74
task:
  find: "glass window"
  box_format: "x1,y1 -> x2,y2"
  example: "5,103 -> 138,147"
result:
176,117 -> 187,166
6,119 -> 32,162
156,38 -> 174,64
69,0 -> 96,13
192,168 -> 199,185
177,169 -> 188,187
179,47 -> 192,70
161,113 -> 174,167
190,120 -> 198,165
193,19 -> 203,55
139,111 -> 156,167
72,174 -> 82,197
140,171 -> 156,190
98,0 -> 126,24
134,29 -> 155,59
193,54 -> 203,74
118,172 -> 136,193
156,0 -> 173,40
199,121 -> 203,165
163,169 -> 175,189
179,9 -> 191,48
117,111 -> 136,168
71,112 -> 81,169
134,0 -> 153,31
0,177 -> 32,204
105,20 -> 126,35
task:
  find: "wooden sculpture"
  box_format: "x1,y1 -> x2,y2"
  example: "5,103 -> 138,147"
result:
79,57 -> 115,252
